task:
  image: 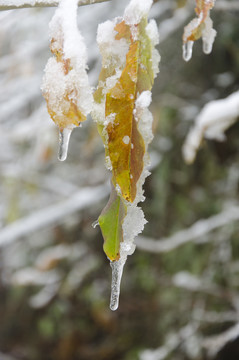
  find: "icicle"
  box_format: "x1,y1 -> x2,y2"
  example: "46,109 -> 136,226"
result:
110,259 -> 126,311
92,220 -> 99,228
182,41 -> 194,62
58,127 -> 73,161
202,40 -> 212,55
202,15 -> 217,55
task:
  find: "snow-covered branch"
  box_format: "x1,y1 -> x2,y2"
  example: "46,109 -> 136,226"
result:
136,204 -> 239,253
0,183 -> 109,247
203,323 -> 239,358
140,323 -> 199,360
0,0 -> 111,11
183,91 -> 239,164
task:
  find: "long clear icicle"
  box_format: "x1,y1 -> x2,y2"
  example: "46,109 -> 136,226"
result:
110,259 -> 126,311
58,127 -> 73,161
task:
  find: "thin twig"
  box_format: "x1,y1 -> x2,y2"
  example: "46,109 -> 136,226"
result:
203,323 -> 239,358
0,0 -> 111,11
136,205 -> 239,253
0,183 -> 109,247
139,323 -> 199,360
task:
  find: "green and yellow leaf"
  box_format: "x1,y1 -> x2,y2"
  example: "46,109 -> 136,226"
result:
98,185 -> 127,261
93,5 -> 160,261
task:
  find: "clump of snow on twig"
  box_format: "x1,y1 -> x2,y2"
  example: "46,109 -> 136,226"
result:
183,91 -> 239,164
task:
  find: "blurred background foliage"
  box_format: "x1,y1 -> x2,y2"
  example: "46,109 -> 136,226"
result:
0,0 -> 239,359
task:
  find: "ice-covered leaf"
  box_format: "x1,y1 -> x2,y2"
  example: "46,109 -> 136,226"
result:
93,0 -> 160,310
106,38 -> 144,202
41,0 -> 93,160
183,0 -> 217,61
95,16 -> 157,202
98,185 -> 127,261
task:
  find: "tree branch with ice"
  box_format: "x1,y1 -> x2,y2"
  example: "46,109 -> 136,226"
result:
182,0 -> 217,61
183,91 -> 239,164
0,0 -> 111,11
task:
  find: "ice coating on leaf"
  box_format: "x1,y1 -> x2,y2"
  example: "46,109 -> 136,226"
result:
182,0 -> 216,61
135,90 -> 152,108
41,0 -> 93,160
146,19 -> 159,47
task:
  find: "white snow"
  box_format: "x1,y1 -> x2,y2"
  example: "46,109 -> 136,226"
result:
97,19 -> 129,68
146,19 -> 159,46
122,135 -> 130,145
135,90 -> 152,108
146,19 -> 160,77
124,0 -> 153,25
183,91 -> 239,164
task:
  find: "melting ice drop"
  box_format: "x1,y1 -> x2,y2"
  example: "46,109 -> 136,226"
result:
58,127 -> 73,161
110,259 -> 126,311
182,41 -> 194,62
92,220 -> 99,228
202,38 -> 214,55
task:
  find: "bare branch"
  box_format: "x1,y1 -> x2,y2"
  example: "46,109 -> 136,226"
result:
0,183 -> 109,247
136,205 -> 239,253
140,323 -> 199,360
0,0 -> 111,11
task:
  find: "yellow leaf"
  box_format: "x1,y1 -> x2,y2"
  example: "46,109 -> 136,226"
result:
104,19 -> 154,202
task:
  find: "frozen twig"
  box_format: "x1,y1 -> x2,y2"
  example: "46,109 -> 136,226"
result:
193,310 -> 238,324
0,183 -> 109,247
0,0 -> 111,11
139,323 -> 199,360
172,271 -> 235,300
136,205 -> 239,253
183,91 -> 239,164
203,323 -> 239,358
